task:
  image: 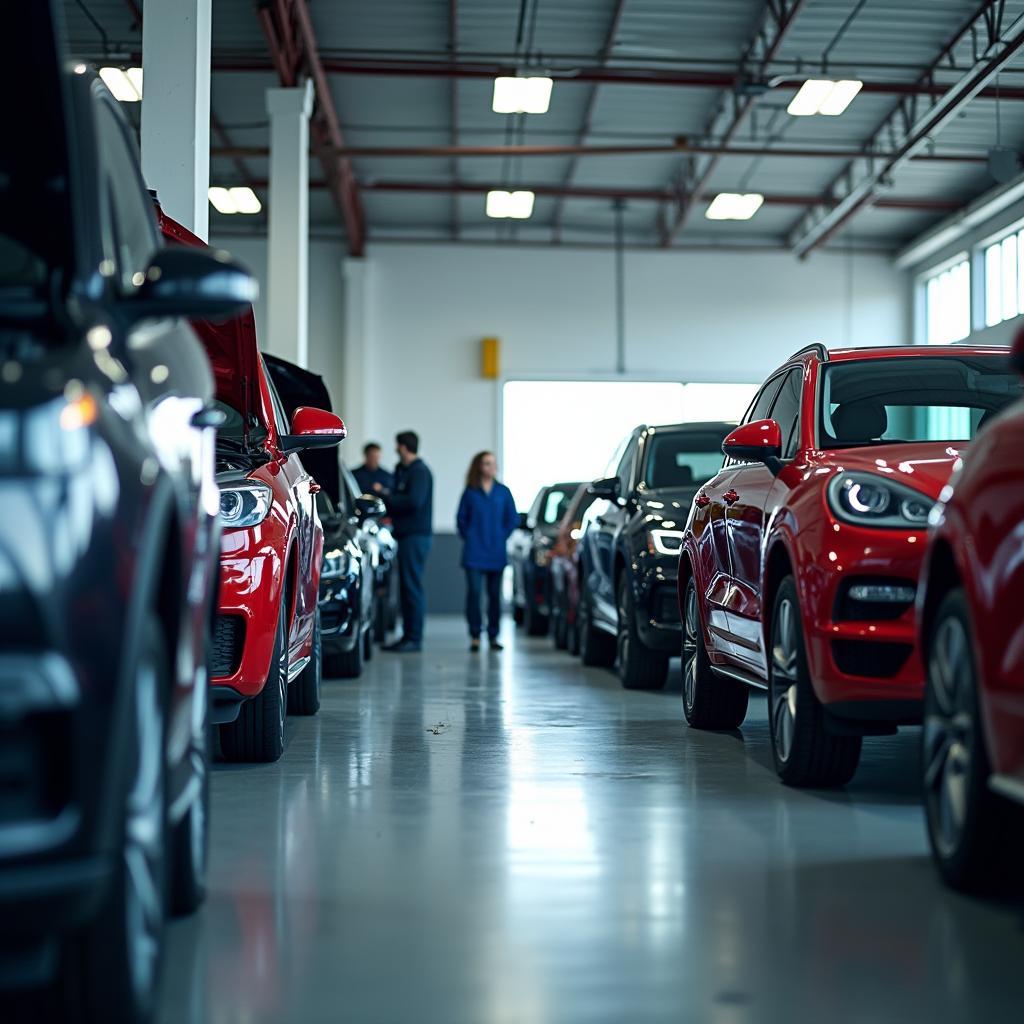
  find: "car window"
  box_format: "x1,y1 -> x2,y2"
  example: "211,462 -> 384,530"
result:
603,435 -> 629,478
316,492 -> 336,518
818,355 -> 1023,448
95,101 -> 156,291
541,486 -> 573,525
339,465 -> 362,514
616,437 -> 637,493
263,362 -> 291,435
743,375 -> 785,425
642,430 -> 732,488
768,368 -> 803,459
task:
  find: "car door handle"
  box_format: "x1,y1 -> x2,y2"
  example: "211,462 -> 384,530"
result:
723,489 -> 740,505
695,491 -> 711,508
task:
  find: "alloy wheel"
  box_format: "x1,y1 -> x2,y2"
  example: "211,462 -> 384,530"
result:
923,614 -> 974,859
124,653 -> 165,1003
682,582 -> 699,713
770,596 -> 799,763
616,584 -> 631,671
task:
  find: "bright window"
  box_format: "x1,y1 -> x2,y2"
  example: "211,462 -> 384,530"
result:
983,228 -> 1024,327
501,380 -> 757,510
924,258 -> 969,343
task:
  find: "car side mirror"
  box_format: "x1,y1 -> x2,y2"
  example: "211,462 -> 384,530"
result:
589,476 -> 620,500
517,511 -> 529,530
722,419 -> 784,476
123,247 -> 257,323
278,406 -> 347,453
1013,325 -> 1024,374
355,494 -> 386,519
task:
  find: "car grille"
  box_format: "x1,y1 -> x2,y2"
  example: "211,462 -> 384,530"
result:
210,615 -> 245,678
831,639 -> 912,679
653,586 -> 680,626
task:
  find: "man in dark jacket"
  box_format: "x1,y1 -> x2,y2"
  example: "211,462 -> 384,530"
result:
382,431 -> 433,652
353,442 -> 394,496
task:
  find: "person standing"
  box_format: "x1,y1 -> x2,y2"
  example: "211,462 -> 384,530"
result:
456,451 -> 518,652
353,441 -> 394,496
382,431 -> 433,653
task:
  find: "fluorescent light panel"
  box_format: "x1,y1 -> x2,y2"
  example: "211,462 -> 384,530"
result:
787,78 -> 862,116
705,192 -> 764,221
99,66 -> 143,102
485,190 -> 535,219
208,186 -> 262,215
492,76 -> 553,114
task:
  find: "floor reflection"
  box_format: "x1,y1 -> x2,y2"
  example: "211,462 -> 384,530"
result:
159,617 -> 1024,1024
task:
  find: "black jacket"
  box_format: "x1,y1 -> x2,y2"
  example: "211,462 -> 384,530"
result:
386,458 -> 433,537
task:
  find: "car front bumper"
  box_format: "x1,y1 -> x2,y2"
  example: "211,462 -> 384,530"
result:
635,555 -> 681,652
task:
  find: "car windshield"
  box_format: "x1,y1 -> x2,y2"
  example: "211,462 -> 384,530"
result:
541,485 -> 576,525
642,431 -> 727,489
819,354 -> 1022,449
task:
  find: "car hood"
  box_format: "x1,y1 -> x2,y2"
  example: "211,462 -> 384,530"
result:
637,487 -> 703,527
156,207 -> 260,434
816,441 -> 964,499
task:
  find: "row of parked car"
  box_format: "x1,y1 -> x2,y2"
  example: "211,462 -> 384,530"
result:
1,10 -> 393,1020
511,340 -> 1024,894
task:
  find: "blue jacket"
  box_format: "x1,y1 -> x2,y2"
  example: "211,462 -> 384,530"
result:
386,458 -> 433,538
353,464 -> 394,495
456,483 -> 519,571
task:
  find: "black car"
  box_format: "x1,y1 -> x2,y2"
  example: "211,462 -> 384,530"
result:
507,481 -> 582,635
0,5 -> 254,1020
577,422 -> 733,689
317,466 -> 386,678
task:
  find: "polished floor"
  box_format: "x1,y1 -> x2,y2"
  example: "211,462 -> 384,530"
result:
160,616 -> 1024,1024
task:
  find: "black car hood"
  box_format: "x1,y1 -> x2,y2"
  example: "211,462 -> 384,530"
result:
637,487 -> 701,527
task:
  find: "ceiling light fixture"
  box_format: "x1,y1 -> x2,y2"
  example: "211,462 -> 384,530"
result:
787,78 -> 863,116
208,186 -> 262,215
99,66 -> 143,102
485,190 -> 535,219
705,192 -> 765,221
492,76 -> 553,114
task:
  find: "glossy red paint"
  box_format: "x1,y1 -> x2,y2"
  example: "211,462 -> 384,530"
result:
680,344 -> 1015,724
919,352 -> 1024,793
157,211 -> 331,705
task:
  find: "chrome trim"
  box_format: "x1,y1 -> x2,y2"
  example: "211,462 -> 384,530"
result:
710,663 -> 768,691
288,655 -> 311,682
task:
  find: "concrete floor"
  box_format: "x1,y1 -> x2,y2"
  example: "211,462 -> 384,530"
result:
159,616 -> 1024,1024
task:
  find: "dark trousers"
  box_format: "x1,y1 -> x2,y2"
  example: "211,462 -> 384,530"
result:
397,534 -> 431,643
466,568 -> 503,639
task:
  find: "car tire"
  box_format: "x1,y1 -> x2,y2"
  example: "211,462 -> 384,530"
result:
566,595 -> 581,657
289,606 -> 322,716
524,594 -> 549,637
64,617 -> 168,1024
363,620 -> 374,662
923,588 -> 1024,892
552,588 -> 569,650
767,576 -> 861,787
374,592 -> 388,643
325,623 -> 364,679
681,576 -> 748,729
169,670 -> 209,916
513,602 -> 524,626
579,579 -> 615,667
616,576 -> 669,690
220,597 -> 289,762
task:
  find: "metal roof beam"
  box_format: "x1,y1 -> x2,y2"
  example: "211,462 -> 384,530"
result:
788,3 -> 1024,258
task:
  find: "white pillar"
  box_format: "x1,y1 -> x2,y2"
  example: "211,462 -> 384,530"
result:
266,82 -> 315,368
141,0 -> 211,239
340,258 -> 372,452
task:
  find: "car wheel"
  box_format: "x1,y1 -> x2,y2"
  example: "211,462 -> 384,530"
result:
325,621 -> 364,679
552,588 -> 568,650
289,606 -> 322,716
374,592 -> 387,643
567,594 -> 581,657
513,602 -> 525,626
169,669 -> 209,916
64,617 -> 167,1024
363,619 -> 374,662
579,580 -> 615,667
524,593 -> 549,637
767,576 -> 861,787
681,576 -> 747,729
616,576 -> 669,690
922,589 -> 1024,891
220,597 -> 289,762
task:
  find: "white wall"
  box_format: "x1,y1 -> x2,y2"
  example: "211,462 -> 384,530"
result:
361,244 -> 909,530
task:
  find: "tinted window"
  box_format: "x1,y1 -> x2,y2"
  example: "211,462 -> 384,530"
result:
617,438 -> 637,492
316,492 -> 336,518
643,430 -> 729,488
819,355 -> 1023,448
768,368 -> 803,459
96,102 -> 156,290
263,364 -> 290,434
744,375 -> 784,425
542,487 -> 573,525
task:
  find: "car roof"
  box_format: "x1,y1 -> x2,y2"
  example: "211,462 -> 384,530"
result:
824,344 -> 1008,361
645,421 -> 736,432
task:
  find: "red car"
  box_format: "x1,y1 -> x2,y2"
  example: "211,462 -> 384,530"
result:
159,211 -> 346,762
679,343 -> 1022,787
917,331 -> 1024,890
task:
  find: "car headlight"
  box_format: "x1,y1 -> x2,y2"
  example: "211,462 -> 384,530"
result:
322,547 -> 353,580
648,529 -> 685,556
218,481 -> 272,528
827,472 -> 932,529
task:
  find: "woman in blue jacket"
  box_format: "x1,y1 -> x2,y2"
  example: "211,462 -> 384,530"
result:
456,451 -> 519,651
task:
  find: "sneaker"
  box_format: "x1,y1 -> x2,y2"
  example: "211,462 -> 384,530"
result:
489,639 -> 504,651
384,639 -> 422,653
470,639 -> 481,652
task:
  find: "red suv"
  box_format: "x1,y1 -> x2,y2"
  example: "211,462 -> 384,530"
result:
679,343 -> 1022,787
917,332 -> 1024,890
159,211 -> 346,763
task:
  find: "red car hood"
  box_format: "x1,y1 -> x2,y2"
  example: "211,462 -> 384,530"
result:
818,441 -> 963,499
156,208 -> 260,432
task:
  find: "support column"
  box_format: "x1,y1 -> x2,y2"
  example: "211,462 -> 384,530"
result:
340,258 -> 372,453
141,0 -> 211,238
266,82 -> 315,368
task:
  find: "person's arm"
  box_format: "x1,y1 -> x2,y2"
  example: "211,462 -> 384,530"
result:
502,488 -> 519,535
385,463 -> 427,515
456,489 -> 471,538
